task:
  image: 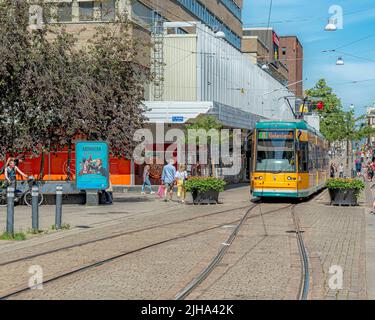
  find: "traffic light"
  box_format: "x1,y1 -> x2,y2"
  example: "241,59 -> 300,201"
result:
316,101 -> 324,110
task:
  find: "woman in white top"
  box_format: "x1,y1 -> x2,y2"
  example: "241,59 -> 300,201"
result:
175,164 -> 188,203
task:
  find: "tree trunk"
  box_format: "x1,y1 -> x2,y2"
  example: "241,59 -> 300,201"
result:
39,151 -> 45,181
346,139 -> 351,178
67,140 -> 72,181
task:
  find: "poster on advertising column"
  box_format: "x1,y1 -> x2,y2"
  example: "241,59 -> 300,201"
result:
75,141 -> 109,190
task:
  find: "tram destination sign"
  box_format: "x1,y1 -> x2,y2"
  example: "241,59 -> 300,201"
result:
258,131 -> 294,140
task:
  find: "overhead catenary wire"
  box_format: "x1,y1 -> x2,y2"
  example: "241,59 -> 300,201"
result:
242,4 -> 375,26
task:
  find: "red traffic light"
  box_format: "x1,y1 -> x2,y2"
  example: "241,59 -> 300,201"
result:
317,101 -> 324,110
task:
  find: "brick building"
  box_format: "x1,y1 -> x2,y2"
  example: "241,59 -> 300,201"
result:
46,0 -> 243,50
279,36 -> 304,98
242,28 -> 289,85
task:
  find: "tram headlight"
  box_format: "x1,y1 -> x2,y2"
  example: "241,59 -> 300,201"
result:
287,176 -> 293,181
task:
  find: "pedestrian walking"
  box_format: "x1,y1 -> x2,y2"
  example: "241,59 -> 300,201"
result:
368,162 -> 374,182
161,159 -> 177,202
355,159 -> 362,178
141,165 -> 154,195
330,163 -> 337,178
175,164 -> 188,203
339,163 -> 344,178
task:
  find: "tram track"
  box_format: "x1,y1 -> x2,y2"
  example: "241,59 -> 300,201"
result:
174,202 -> 311,301
0,201 -> 290,268
291,204 -> 310,300
0,221 -> 242,300
0,202 -> 307,300
0,204 -> 251,267
175,204 -> 259,300
0,204 -> 261,300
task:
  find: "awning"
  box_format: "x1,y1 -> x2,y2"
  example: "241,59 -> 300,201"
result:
144,101 -> 263,130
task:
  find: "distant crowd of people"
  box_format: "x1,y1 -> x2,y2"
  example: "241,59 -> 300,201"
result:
330,144 -> 375,182
141,159 -> 189,203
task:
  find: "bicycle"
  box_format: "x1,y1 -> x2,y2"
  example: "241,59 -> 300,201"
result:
0,177 -> 44,207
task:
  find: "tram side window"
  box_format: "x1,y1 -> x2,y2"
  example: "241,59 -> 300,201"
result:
298,142 -> 308,173
316,145 -> 322,169
308,143 -> 314,170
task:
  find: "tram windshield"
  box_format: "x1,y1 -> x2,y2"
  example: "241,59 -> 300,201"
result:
256,130 -> 296,173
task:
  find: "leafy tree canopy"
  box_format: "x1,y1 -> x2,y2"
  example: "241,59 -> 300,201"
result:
0,0 -> 151,176
305,79 -> 375,143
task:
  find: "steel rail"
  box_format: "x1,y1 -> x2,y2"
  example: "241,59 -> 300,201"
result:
0,216 -> 246,300
291,205 -> 310,300
0,205 -> 251,267
175,203 -> 259,300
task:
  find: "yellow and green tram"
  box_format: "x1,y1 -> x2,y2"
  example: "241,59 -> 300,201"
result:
250,120 -> 329,198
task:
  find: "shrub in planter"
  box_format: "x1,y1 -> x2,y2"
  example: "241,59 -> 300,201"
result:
326,178 -> 365,206
185,177 -> 226,204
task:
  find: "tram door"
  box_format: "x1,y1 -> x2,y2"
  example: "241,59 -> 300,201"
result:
246,130 -> 254,181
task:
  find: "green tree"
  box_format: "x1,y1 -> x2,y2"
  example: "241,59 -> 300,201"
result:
305,79 -> 342,142
0,0 -> 33,159
186,115 -> 224,177
0,1 -> 151,180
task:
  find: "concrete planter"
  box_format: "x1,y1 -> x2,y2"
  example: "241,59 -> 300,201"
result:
328,188 -> 359,206
191,190 -> 220,205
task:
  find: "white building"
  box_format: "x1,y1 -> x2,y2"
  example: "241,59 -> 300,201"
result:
367,103 -> 375,145
145,21 -> 295,129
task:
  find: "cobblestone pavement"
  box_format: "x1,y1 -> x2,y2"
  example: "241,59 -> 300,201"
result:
185,204 -> 300,300
298,191 -> 367,300
0,186 -> 372,300
0,185 -> 249,245
0,187 -> 252,298
4,202 -> 297,300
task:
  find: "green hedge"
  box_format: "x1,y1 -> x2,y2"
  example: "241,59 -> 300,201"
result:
185,177 -> 226,193
326,178 -> 365,191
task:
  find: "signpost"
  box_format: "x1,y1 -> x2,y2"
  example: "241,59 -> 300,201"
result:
172,116 -> 184,123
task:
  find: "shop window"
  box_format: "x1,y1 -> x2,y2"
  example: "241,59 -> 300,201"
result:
79,1 -> 94,21
57,3 -> 72,22
101,0 -> 116,21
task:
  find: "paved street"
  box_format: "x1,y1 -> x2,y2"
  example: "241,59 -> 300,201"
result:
0,186 -> 374,300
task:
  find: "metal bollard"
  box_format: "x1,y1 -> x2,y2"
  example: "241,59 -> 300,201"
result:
55,186 -> 63,230
32,186 -> 39,231
6,187 -> 15,235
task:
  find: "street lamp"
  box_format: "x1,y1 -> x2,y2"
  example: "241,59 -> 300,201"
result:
214,30 -> 226,39
325,18 -> 337,31
336,57 -> 344,65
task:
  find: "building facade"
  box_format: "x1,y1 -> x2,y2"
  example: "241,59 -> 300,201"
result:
242,28 -> 289,85
34,1 -> 298,186
241,35 -> 269,65
367,104 -> 375,146
45,0 -> 243,49
279,36 -> 304,98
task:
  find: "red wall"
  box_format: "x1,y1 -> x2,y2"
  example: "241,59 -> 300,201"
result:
0,152 -> 131,186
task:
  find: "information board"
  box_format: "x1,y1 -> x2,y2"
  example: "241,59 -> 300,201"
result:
76,141 -> 109,190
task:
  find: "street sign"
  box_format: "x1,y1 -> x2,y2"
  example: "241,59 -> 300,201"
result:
75,141 -> 109,190
172,116 -> 184,123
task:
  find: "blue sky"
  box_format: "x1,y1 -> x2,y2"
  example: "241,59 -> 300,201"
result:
242,0 -> 375,113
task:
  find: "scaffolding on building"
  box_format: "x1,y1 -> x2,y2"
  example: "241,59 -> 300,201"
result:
151,0 -> 165,101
